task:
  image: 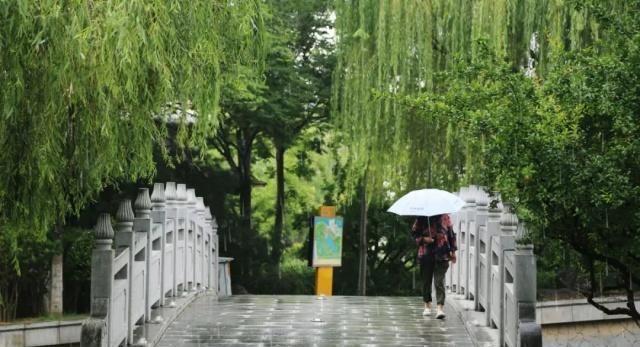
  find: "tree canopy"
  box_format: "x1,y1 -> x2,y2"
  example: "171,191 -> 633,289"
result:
0,0 -> 264,254
332,0 -> 640,319
332,0 -> 605,199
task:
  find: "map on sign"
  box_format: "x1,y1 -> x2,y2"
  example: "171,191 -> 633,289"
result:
312,216 -> 343,267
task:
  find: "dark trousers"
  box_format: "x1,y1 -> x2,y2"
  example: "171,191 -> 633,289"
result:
420,254 -> 449,305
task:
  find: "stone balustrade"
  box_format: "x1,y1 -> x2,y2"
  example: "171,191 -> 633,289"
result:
447,185 -> 542,347
80,183 -> 220,347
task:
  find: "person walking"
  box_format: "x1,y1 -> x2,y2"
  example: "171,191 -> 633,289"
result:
412,214 -> 457,319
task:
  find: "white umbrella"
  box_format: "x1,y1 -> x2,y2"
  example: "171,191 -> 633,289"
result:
387,188 -> 465,216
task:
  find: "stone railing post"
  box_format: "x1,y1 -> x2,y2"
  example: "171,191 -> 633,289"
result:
151,183 -> 167,312
463,185 -> 477,298
175,184 -> 188,295
81,213 -> 115,347
492,204 -> 517,347
514,244 -> 542,347
195,196 -> 205,290
114,200 -> 146,346
474,189 -> 489,311
134,188 -> 154,322
164,182 -> 178,305
186,188 -> 198,291
204,208 -> 215,291
211,216 -> 219,294
483,193 -> 502,326
449,187 -> 467,293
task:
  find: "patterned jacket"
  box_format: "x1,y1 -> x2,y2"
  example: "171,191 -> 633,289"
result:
412,215 -> 457,261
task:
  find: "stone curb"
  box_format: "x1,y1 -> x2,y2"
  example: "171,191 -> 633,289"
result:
447,293 -> 499,347
145,290 -> 216,347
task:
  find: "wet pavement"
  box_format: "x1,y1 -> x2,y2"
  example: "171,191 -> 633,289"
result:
157,295 -> 475,346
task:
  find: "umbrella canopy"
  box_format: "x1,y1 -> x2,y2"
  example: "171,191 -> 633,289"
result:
387,188 -> 465,216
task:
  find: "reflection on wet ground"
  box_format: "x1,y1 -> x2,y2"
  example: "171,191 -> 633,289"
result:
157,295 -> 475,346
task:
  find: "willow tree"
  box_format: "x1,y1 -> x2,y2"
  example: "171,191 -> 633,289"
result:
0,0 -> 264,318
332,0 -> 604,295
333,0 -> 601,196
335,0 -> 640,319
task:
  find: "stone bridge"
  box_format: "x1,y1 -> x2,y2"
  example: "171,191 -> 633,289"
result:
79,184 -> 542,347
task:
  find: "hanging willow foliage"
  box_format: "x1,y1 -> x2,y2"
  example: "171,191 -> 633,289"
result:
0,1 -> 265,254
332,0 -> 602,201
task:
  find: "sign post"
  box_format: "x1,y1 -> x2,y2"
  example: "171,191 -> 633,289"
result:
313,206 -> 343,296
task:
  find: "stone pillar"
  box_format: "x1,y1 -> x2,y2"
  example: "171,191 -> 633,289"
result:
474,189 -> 489,311
195,197 -> 205,290
496,204 -> 517,347
186,188 -> 197,291
212,216 -> 219,295
164,182 -> 178,305
175,184 -> 188,295
483,193 -> 502,326
134,188 -> 153,322
81,213 -> 115,347
114,200 -> 140,346
48,254 -> 64,314
463,185 -> 477,298
514,244 -> 542,347
203,208 -> 211,290
151,183 -> 167,312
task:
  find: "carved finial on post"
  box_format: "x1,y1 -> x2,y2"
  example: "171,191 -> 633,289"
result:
135,188 -> 152,218
187,189 -> 197,207
196,197 -> 205,214
476,190 -> 489,208
489,191 -> 503,221
459,186 -> 468,202
176,184 -> 187,205
116,199 -> 135,233
500,203 -> 518,234
464,186 -> 476,204
95,213 -> 114,250
204,208 -> 212,221
165,182 -> 177,205
151,183 -> 166,209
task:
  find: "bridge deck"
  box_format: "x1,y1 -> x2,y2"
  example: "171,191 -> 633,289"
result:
157,295 -> 475,347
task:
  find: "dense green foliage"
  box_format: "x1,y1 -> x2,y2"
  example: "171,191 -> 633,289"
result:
333,0 -> 640,318
332,0 -> 603,198
0,0 -> 265,319
2,0 -> 639,322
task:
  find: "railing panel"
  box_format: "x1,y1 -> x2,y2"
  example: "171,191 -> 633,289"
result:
468,220 -> 477,300
164,243 -> 174,296
196,231 -> 203,287
82,185 -> 225,347
459,220 -> 468,295
186,228 -> 194,290
130,259 -> 146,324
109,279 -> 128,347
175,228 -> 185,292
504,256 -> 516,347
149,249 -> 162,307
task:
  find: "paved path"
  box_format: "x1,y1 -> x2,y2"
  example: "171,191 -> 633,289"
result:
157,295 -> 475,347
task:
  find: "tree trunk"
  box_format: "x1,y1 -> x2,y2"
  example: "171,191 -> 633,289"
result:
236,128 -> 256,280
271,145 -> 286,275
357,182 -> 368,296
238,129 -> 254,223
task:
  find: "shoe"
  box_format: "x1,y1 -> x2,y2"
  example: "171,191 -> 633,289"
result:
436,306 -> 446,319
422,307 -> 431,316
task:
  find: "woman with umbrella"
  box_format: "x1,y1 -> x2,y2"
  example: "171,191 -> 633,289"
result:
387,189 -> 463,319
411,214 -> 457,319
